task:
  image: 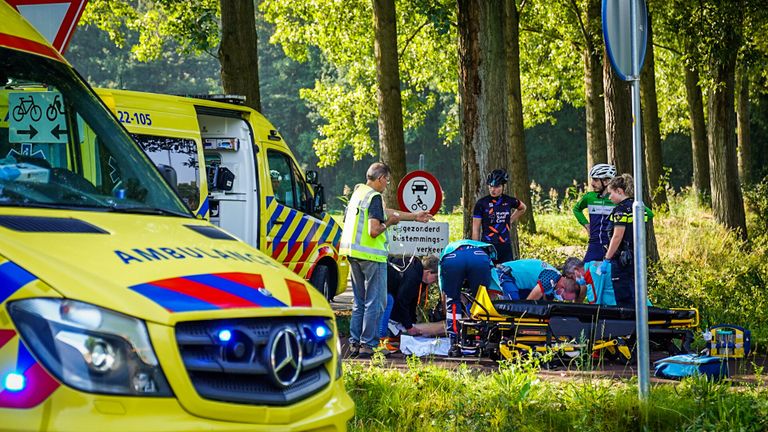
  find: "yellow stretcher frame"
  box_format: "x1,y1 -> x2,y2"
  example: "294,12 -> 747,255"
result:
465,286 -> 699,362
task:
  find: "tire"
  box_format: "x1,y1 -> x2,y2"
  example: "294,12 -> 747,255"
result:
310,264 -> 334,301
30,105 -> 42,121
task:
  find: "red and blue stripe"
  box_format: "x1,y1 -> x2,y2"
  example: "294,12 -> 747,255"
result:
0,330 -> 60,409
129,272 -> 316,312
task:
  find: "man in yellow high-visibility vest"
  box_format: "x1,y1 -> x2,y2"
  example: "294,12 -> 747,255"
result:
340,162 -> 432,357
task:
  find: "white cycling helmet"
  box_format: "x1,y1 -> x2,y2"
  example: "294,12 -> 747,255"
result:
589,163 -> 617,179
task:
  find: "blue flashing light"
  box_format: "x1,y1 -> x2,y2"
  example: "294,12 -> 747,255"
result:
218,329 -> 232,342
313,324 -> 330,340
4,373 -> 25,392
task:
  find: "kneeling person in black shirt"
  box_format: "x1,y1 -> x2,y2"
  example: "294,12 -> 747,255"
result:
379,255 -> 439,339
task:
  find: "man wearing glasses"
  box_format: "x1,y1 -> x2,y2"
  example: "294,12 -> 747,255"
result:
340,162 -> 432,357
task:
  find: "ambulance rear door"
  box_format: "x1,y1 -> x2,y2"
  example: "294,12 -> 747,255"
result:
197,106 -> 259,247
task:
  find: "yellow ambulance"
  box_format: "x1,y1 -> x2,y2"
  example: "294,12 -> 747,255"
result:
93,89 -> 349,301
0,3 -> 353,430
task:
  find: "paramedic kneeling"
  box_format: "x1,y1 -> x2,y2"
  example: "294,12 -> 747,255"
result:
439,239 -> 495,354
561,257 -> 616,305
495,259 -> 578,301
380,254 -> 440,338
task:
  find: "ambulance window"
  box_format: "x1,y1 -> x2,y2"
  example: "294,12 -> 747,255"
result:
267,151 -> 296,208
131,135 -> 200,211
0,48 -> 189,216
289,161 -> 311,213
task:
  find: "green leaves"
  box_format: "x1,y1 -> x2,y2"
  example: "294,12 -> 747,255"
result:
261,0 -> 457,165
81,0 -> 220,62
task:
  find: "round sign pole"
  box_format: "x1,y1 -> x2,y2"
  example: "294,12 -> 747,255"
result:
629,0 -> 651,401
603,0 -> 650,400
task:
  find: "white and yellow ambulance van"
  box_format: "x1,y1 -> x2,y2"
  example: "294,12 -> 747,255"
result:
0,3 -> 353,430
93,89 -> 349,300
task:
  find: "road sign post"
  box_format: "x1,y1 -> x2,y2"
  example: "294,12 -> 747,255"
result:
603,0 -> 651,400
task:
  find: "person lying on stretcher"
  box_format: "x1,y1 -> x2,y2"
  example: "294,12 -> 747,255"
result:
490,259 -> 581,302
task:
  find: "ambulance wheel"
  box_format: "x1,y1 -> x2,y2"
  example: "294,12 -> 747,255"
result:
310,264 -> 334,301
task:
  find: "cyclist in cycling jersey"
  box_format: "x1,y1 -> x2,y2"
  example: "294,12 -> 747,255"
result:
472,168 -> 527,264
573,163 -> 653,262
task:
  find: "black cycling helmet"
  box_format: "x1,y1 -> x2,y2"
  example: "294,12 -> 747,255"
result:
486,169 -> 509,186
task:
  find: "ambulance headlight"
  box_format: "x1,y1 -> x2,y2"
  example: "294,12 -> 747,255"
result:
8,299 -> 172,397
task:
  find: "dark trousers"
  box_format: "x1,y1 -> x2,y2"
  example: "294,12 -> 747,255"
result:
611,260 -> 635,307
584,243 -> 607,263
440,247 -> 491,334
491,242 -> 514,264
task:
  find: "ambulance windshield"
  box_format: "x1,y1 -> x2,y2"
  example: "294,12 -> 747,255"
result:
0,48 -> 190,217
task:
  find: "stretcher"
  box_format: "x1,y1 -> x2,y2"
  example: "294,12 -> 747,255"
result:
455,287 -> 698,362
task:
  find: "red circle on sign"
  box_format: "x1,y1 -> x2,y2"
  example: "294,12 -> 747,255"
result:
396,170 -> 443,215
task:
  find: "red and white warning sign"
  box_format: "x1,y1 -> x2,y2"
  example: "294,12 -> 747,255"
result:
8,0 -> 88,53
396,170 -> 443,215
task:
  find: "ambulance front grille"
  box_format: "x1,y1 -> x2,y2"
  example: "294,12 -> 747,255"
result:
175,318 -> 332,406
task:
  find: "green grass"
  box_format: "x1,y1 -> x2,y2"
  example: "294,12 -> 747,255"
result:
345,357 -> 768,432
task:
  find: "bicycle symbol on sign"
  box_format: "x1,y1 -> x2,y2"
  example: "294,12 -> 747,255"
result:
12,95 -> 42,122
46,94 -> 66,121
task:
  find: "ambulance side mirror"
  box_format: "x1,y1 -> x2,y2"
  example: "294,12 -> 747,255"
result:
306,169 -> 319,185
312,183 -> 326,214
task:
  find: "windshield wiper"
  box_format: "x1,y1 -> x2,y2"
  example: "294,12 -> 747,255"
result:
106,205 -> 191,218
0,201 -> 65,210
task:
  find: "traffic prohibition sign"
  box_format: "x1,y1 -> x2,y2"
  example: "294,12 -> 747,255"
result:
396,170 -> 442,215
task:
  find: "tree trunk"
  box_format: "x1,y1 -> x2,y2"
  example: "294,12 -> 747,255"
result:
458,0 -> 481,238
736,64 -> 751,185
640,15 -> 666,209
639,15 -> 666,209
583,0 -> 607,174
505,0 -> 535,237
218,0 -> 261,112
372,0 -> 407,208
458,0 -> 513,252
603,48 -> 632,174
604,49 -> 659,262
708,52 -> 748,241
684,62 -> 710,199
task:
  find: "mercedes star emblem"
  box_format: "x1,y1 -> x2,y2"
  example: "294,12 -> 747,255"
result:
269,328 -> 303,387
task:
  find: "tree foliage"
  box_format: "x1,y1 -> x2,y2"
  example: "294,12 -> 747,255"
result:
80,0 -> 220,61
261,0 -> 457,167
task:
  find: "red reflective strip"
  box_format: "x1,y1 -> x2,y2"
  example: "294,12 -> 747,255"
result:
0,329 -> 15,349
452,304 -> 457,333
283,241 -> 303,264
0,32 -> 63,61
273,241 -> 287,258
293,242 -> 318,275
286,279 -> 312,307
216,272 -> 265,290
152,277 -> 258,309
0,362 -> 60,408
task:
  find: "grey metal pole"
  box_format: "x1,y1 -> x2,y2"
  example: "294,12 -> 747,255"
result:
419,153 -> 425,170
629,0 -> 650,400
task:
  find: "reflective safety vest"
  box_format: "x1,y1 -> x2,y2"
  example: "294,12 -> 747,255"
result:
339,183 -> 388,262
